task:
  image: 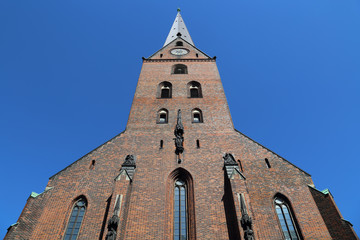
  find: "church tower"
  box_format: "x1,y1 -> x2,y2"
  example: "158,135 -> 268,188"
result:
5,10 -> 358,240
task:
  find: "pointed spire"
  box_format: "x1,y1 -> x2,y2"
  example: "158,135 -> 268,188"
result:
164,10 -> 194,46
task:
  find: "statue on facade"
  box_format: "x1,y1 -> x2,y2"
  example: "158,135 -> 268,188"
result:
105,196 -> 121,240
240,194 -> 255,240
105,215 -> 119,240
174,109 -> 184,155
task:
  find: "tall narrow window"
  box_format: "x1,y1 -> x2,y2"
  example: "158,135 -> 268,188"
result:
158,82 -> 172,98
158,109 -> 168,124
168,168 -> 195,240
173,64 -> 188,74
64,198 -> 87,240
174,179 -> 187,240
275,196 -> 301,240
191,109 -> 203,123
187,81 -> 202,98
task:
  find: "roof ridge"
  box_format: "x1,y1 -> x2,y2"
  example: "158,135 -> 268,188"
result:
48,130 -> 125,180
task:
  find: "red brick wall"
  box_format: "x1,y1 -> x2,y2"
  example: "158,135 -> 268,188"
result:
5,38 -> 353,239
309,187 -> 359,240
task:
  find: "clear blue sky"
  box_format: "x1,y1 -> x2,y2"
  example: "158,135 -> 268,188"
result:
1,0 -> 359,238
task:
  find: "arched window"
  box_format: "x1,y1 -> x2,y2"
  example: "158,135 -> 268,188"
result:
176,41 -> 183,46
187,81 -> 202,98
174,179 -> 187,239
158,109 -> 168,124
158,81 -> 172,98
173,64 -> 188,74
64,198 -> 87,240
168,168 -> 196,240
191,109 -> 203,123
274,196 -> 301,240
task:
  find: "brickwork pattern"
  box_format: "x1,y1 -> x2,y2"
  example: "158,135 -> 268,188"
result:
309,187 -> 359,240
5,39 -> 357,240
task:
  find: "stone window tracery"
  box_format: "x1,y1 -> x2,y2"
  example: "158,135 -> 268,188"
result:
174,179 -> 187,240
274,196 -> 301,240
64,198 -> 87,240
168,168 -> 196,240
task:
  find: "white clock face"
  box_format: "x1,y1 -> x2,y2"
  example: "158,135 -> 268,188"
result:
170,48 -> 189,56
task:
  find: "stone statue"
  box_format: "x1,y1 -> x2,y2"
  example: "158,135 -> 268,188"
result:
174,135 -> 184,154
105,215 -> 119,240
240,194 -> 255,240
105,196 -> 121,240
174,109 -> 184,155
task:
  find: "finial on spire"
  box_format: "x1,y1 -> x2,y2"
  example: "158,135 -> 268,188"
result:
164,10 -> 194,47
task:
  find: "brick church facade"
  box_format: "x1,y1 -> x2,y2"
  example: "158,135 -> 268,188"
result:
5,11 -> 358,240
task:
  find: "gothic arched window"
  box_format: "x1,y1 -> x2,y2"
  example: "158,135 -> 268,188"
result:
174,179 -> 187,239
158,81 -> 172,98
64,198 -> 87,240
187,81 -> 202,98
191,109 -> 203,123
158,109 -> 168,124
173,64 -> 188,74
168,168 -> 196,240
274,196 -> 301,240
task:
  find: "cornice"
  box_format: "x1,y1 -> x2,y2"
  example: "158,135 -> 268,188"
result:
143,58 -> 216,63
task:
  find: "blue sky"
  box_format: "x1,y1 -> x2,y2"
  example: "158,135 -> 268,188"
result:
1,0 -> 359,237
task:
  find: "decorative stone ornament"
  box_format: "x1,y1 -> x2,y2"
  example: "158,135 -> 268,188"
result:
118,155 -> 136,182
122,155 -> 136,167
223,153 -> 246,179
174,109 -> 184,155
223,153 -> 237,166
170,48 -> 189,56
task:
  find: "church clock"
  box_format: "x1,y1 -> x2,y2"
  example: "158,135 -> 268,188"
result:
170,48 -> 189,56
